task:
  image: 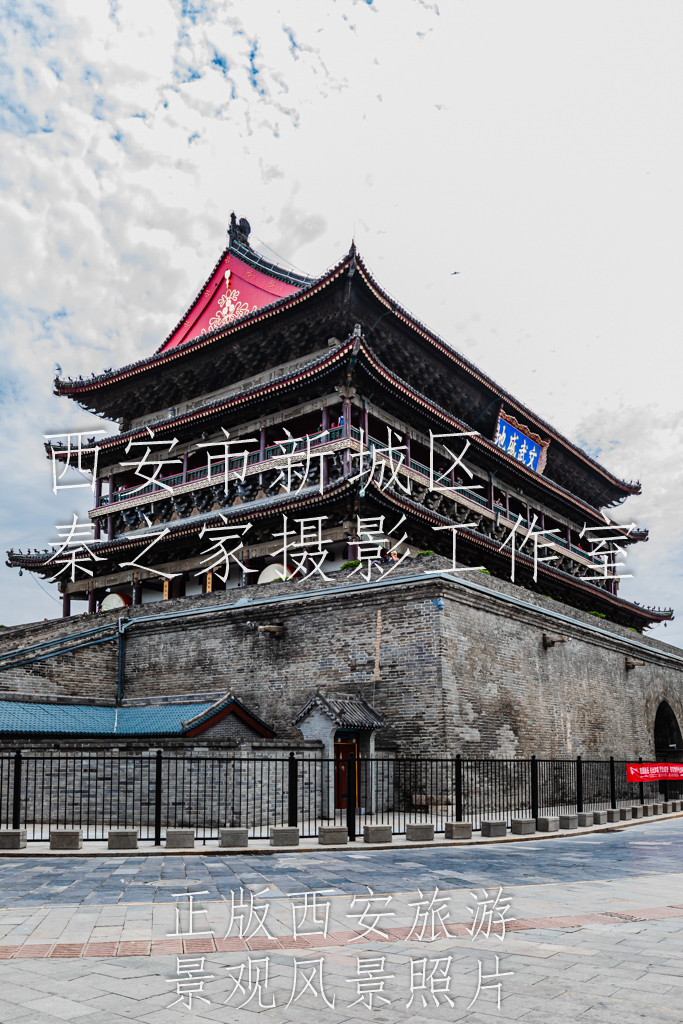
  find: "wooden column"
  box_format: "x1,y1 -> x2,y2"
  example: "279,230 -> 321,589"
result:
88,587 -> 97,614
62,590 -> 71,618
260,426 -> 267,462
132,580 -> 142,605
363,406 -> 369,444
341,398 -> 351,476
342,397 -> 351,437
182,452 -> 188,483
94,476 -> 102,539
108,472 -> 116,541
321,407 -> 329,487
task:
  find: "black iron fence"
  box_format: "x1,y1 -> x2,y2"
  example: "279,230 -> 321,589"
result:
0,751 -> 679,843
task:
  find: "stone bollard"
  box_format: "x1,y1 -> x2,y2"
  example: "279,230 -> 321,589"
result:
481,820 -> 506,838
445,821 -> 472,839
0,829 -> 26,850
606,809 -> 620,822
652,803 -> 664,815
50,828 -> 83,850
619,808 -> 632,821
363,824 -> 392,844
165,828 -> 195,849
577,812 -> 594,827
511,818 -> 535,835
661,802 -> 672,814
406,823 -> 434,842
671,801 -> 681,812
270,826 -> 299,847
219,828 -> 249,848
537,817 -> 559,832
108,829 -> 138,850
642,805 -> 654,816
630,806 -> 644,819
592,811 -> 608,824
0,827 -> 26,851
559,814 -> 579,830
318,826 -> 348,846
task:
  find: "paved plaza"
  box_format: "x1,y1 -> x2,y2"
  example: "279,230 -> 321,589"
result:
0,817 -> 681,1022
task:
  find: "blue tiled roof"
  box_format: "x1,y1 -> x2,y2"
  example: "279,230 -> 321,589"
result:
0,700 -> 218,737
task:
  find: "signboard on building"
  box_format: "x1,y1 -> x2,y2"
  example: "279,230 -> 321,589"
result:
494,407 -> 550,474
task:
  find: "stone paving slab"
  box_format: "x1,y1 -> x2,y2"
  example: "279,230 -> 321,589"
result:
0,818 -> 681,1021
2,918 -> 683,1024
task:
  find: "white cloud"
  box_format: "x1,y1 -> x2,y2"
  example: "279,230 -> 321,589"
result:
1,0 -> 681,646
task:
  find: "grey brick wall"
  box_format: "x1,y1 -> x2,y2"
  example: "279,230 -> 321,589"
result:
0,557 -> 681,759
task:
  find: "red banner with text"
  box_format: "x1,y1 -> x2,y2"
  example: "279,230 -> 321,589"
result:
627,762 -> 683,781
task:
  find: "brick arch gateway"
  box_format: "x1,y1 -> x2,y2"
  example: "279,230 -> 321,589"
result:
654,700 -> 683,761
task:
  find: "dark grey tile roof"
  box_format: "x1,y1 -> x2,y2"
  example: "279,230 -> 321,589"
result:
293,692 -> 384,730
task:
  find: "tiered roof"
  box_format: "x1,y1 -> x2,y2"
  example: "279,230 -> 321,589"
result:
10,215 -> 670,630
54,231 -> 638,509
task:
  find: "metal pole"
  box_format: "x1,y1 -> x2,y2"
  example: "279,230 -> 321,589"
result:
154,750 -> 162,846
609,756 -> 616,810
347,756 -> 357,842
531,755 -> 538,822
576,756 -> 583,813
639,756 -> 644,805
455,754 -> 463,822
12,751 -> 22,830
288,752 -> 298,827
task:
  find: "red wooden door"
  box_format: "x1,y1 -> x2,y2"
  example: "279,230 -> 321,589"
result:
334,741 -> 357,809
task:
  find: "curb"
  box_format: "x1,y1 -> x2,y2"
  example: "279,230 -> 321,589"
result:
0,810 -> 680,857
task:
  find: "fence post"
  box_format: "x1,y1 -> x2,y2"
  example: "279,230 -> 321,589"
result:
576,756 -> 583,813
639,756 -> 644,805
530,755 -> 538,822
11,751 -> 22,830
288,752 -> 298,827
347,755 -> 357,842
609,756 -> 616,810
154,750 -> 162,846
455,754 -> 463,822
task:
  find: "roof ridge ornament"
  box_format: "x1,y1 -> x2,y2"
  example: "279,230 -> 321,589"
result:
228,211 -> 251,248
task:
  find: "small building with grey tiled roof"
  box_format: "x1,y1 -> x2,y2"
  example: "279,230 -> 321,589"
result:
293,691 -> 384,758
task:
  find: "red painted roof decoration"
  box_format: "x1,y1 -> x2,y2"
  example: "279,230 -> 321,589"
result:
160,252 -> 302,353
159,214 -> 310,353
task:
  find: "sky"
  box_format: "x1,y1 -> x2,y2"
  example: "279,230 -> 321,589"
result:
1,0 -> 682,645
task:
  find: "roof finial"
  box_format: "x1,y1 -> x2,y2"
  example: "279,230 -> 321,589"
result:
228,212 -> 251,247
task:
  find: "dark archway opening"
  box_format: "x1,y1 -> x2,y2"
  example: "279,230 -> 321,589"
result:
654,700 -> 683,760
